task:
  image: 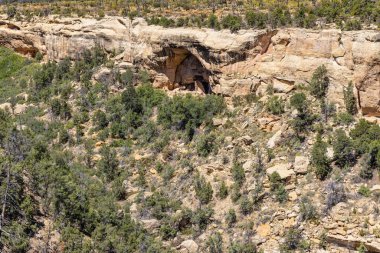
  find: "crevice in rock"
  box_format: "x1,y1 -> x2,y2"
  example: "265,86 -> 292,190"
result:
333,57 -> 342,66
356,85 -> 362,111
327,235 -> 380,253
0,21 -> 20,30
258,30 -> 278,55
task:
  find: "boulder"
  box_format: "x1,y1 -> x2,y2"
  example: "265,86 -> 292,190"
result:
236,135 -> 253,146
257,223 -> 271,238
141,219 -> 160,230
272,78 -> 294,93
243,159 -> 254,172
153,73 -> 170,89
212,118 -> 227,127
327,235 -> 380,252
288,191 -> 298,201
93,67 -> 113,85
371,185 -> 380,193
179,240 -> 199,253
266,163 -> 295,180
294,156 -> 309,174
267,129 -> 282,149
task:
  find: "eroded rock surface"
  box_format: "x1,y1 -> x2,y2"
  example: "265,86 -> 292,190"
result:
0,16 -> 379,115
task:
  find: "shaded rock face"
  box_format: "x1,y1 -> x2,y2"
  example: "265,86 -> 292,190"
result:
0,16 -> 379,115
154,47 -> 212,93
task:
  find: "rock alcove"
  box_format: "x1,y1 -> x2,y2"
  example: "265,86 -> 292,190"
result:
156,47 -> 212,94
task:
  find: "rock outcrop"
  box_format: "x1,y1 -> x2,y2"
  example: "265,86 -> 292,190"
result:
0,16 -> 379,116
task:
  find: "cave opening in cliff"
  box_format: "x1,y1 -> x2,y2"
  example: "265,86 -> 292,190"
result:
158,47 -> 212,94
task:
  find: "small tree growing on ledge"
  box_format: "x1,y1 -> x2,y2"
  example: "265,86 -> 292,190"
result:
310,65 -> 329,99
311,134 -> 331,180
343,81 -> 358,115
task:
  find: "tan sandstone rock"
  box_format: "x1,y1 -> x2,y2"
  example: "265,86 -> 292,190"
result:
267,163 -> 295,180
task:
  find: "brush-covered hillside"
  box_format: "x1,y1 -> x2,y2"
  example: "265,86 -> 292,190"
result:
0,36 -> 380,253
1,0 -> 379,31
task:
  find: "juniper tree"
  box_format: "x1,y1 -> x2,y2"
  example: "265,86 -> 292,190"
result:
311,134 -> 331,180
310,65 -> 329,99
343,81 -> 357,115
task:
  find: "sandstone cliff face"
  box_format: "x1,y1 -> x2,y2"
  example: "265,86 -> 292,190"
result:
0,16 -> 379,116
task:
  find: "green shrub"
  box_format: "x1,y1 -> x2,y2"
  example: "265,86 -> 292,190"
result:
218,181 -> 229,199
112,177 -> 126,201
229,241 -> 257,253
310,65 -> 329,99
246,11 -> 267,29
160,221 -> 177,240
289,92 -> 315,136
93,110 -> 108,130
344,19 -> 362,30
50,98 -> 62,117
269,171 -> 282,191
158,94 -> 225,141
326,181 -> 346,211
50,98 -> 71,120
359,153 -> 374,179
290,93 -> 307,113
97,146 -> 119,181
34,52 -> 43,61
280,227 -> 303,251
34,61 -> 56,91
121,84 -> 143,114
275,184 -> 288,203
231,163 -> 245,188
119,68 -> 134,86
268,6 -> 292,28
7,5 -> 17,18
350,119 -> 380,156
207,232 -> 223,253
221,14 -> 242,32
266,96 -> 285,115
334,112 -> 354,125
299,196 -> 318,221
269,171 -> 287,203
194,174 -> 214,205
161,164 -> 175,182
230,184 -> 242,203
208,14 -> 219,29
358,185 -> 371,197
59,128 -> 70,144
134,121 -> 158,145
197,133 -> 218,157
294,5 -> 316,28
226,208 -> 237,228
145,191 -> 181,220
191,207 -> 214,231
240,195 -> 253,215
332,129 -> 356,168
357,242 -> 368,253
343,81 -> 357,115
311,134 -> 331,180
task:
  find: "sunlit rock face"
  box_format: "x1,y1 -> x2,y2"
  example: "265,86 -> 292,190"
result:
0,16 -> 378,115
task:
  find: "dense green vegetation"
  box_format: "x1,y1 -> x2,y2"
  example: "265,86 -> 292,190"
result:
2,0 -> 379,31
0,46 -> 226,252
0,47 -> 39,103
